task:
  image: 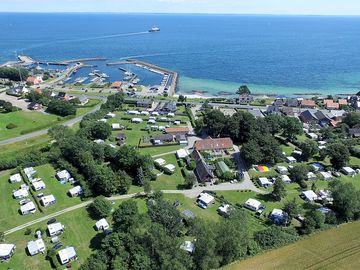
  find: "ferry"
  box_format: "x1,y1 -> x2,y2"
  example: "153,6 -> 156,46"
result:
149,26 -> 160,32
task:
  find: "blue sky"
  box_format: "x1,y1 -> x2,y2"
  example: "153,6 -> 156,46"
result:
2,0 -> 360,15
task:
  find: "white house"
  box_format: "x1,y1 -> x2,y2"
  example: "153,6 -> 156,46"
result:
154,158 -> 166,166
307,172 -> 317,180
342,167 -> 356,176
0,244 -> 16,261
132,118 -> 143,123
58,246 -> 77,265
276,166 -> 288,175
9,173 -> 22,183
320,171 -> 332,181
180,241 -> 195,253
13,188 -> 29,199
301,190 -> 318,202
32,180 -> 46,191
257,177 -> 273,188
27,239 -> 45,256
47,222 -> 65,236
280,175 -> 291,184
41,195 -> 56,207
198,193 -> 215,206
244,198 -> 262,211
68,186 -> 83,197
286,156 -> 297,163
20,202 -> 36,215
95,218 -> 110,231
164,164 -> 176,173
56,170 -> 72,184
176,149 -> 190,159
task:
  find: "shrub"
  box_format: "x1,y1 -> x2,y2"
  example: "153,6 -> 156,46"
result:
24,228 -> 32,235
88,196 -> 112,219
6,123 -> 17,129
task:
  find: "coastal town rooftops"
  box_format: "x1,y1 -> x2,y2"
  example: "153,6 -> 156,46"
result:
195,137 -> 233,151
300,99 -> 316,107
324,99 -> 340,109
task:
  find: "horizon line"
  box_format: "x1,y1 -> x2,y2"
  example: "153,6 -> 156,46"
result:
1,11 -> 360,17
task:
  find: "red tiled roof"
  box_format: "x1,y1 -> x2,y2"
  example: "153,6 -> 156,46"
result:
324,100 -> 339,109
111,81 -> 122,88
338,99 -> 348,105
300,99 -> 316,107
195,137 -> 233,151
165,127 -> 189,134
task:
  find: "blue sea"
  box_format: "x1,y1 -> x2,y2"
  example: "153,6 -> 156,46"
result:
1,13 -> 360,96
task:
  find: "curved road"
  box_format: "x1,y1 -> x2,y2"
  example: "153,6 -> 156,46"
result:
4,180 -> 264,236
0,104 -> 101,146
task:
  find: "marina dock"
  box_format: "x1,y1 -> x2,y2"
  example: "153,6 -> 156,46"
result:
107,59 -> 178,96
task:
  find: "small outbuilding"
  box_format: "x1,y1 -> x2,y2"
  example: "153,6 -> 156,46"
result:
68,186 -> 83,197
13,188 -> 29,199
58,246 -> 77,265
9,173 -> 22,184
257,177 -> 273,188
0,244 -> 16,261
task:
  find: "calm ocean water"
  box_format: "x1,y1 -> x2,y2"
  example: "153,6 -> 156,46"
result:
1,13 -> 360,96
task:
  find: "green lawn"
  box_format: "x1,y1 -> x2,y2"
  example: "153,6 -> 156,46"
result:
222,220 -> 360,270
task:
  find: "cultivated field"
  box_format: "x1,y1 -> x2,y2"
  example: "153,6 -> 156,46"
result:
223,221 -> 360,270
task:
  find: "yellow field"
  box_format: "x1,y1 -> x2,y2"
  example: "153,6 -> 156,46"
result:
223,221 -> 360,270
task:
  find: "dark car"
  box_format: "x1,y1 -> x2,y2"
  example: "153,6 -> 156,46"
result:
53,242 -> 63,250
256,205 -> 266,217
47,218 -> 57,225
104,229 -> 113,235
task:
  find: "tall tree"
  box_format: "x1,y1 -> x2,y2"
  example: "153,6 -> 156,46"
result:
236,85 -> 251,95
299,139 -> 318,161
272,179 -> 287,201
282,117 -> 303,141
327,143 -> 350,170
283,199 -> 300,220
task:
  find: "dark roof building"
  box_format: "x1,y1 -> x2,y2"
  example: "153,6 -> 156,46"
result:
285,99 -> 299,107
136,99 -> 154,108
266,105 -> 282,115
299,110 -> 318,123
349,128 -> 360,138
151,134 -> 174,144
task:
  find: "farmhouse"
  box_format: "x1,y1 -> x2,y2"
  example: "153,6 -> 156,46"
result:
56,170 -> 72,184
58,246 -> 78,265
342,167 -> 356,176
13,188 -> 29,199
32,180 -> 46,191
197,193 -> 215,207
244,198 -> 262,211
301,190 -> 319,202
27,239 -> 45,256
257,177 -> 273,188
47,222 -> 65,236
0,244 -> 16,261
95,218 -> 110,231
194,137 -> 233,152
9,173 -> 22,184
40,195 -> 56,206
68,186 -> 83,197
20,201 -> 36,215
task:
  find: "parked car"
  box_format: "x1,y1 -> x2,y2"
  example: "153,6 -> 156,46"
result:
53,242 -> 63,250
256,205 -> 266,217
47,218 -> 57,225
19,199 -> 31,205
197,201 -> 207,209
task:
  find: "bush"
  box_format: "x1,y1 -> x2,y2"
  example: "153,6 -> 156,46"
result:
178,159 -> 185,167
88,196 -> 112,219
6,123 -> 17,129
188,160 -> 196,170
24,228 -> 32,235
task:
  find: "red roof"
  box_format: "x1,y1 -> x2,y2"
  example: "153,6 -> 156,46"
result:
300,99 -> 316,107
324,100 -> 339,109
111,81 -> 122,88
195,137 -> 233,151
165,127 -> 189,134
338,99 -> 348,105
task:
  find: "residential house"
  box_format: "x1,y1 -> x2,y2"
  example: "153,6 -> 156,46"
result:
244,198 -> 262,211
300,99 -> 316,108
282,107 -> 295,116
349,128 -> 360,138
192,150 -> 215,183
56,170 -> 72,184
9,173 -> 22,184
159,101 -> 177,112
314,111 -> 332,127
27,239 -> 45,256
136,99 -> 154,108
78,95 -> 89,105
324,99 -> 339,110
151,134 -> 173,145
165,127 -> 189,136
269,209 -> 289,225
20,201 -> 36,215
285,99 -> 299,107
68,186 -> 83,197
47,222 -> 65,236
273,99 -> 285,107
57,92 -> 70,101
194,137 -> 233,152
237,94 -> 254,104
266,105 -> 282,115
41,195 -> 56,207
58,246 -> 77,265
111,81 -> 122,89
95,218 -> 110,231
175,134 -> 188,145
26,75 -> 43,85
0,244 -> 16,261
28,102 -> 42,110
299,110 -> 318,124
338,99 -> 348,106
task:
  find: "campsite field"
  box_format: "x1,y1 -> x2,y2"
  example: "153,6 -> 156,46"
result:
222,220 -> 360,270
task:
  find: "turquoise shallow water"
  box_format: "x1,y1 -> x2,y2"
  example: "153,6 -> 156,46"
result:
1,13 -> 360,96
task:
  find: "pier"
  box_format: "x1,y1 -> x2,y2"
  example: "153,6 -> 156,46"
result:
107,59 -> 178,96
